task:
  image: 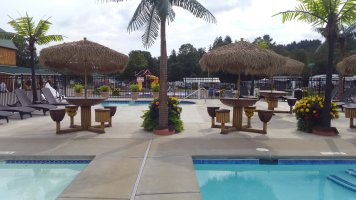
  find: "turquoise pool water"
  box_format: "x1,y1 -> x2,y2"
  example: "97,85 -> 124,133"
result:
101,100 -> 195,106
0,160 -> 88,200
194,159 -> 356,200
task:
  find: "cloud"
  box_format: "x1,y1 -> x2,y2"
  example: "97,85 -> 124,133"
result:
0,0 -> 323,57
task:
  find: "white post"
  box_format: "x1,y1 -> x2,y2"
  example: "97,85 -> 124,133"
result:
292,81 -> 296,97
198,81 -> 201,99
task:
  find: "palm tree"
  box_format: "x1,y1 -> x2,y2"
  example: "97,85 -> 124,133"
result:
275,0 -> 356,128
316,24 -> 356,97
0,13 -> 63,102
106,0 -> 216,131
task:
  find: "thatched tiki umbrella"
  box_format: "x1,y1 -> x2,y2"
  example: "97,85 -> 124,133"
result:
273,57 -> 305,76
40,38 -> 129,97
337,54 -> 356,76
199,40 -> 286,97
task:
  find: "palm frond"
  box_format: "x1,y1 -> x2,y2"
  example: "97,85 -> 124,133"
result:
337,0 -> 356,24
33,18 -> 52,38
127,1 -> 153,32
37,35 -> 64,45
141,8 -> 160,48
170,0 -> 216,23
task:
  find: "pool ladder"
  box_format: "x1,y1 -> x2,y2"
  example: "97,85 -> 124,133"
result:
327,169 -> 356,192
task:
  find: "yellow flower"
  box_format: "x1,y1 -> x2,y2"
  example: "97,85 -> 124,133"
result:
307,104 -> 311,107
305,108 -> 310,112
320,105 -> 324,108
313,110 -> 316,114
300,108 -> 304,112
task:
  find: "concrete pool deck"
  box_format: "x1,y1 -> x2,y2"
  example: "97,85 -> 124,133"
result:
0,99 -> 355,200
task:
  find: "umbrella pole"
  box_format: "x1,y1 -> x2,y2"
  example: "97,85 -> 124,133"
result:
237,72 -> 241,98
84,68 -> 87,98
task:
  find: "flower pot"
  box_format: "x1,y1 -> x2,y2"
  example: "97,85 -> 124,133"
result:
74,92 -> 84,97
131,92 -> 139,100
154,128 -> 175,136
312,126 -> 339,136
100,91 -> 110,98
152,92 -> 159,99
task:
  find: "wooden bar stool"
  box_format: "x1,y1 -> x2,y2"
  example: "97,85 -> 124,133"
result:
207,107 -> 220,128
95,108 -> 111,133
244,106 -> 256,128
65,105 -> 78,128
345,106 -> 356,128
257,110 -> 273,134
287,98 -> 297,114
216,109 -> 230,134
49,108 -> 66,134
103,106 -> 117,127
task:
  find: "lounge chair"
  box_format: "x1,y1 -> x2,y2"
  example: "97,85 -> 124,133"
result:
0,111 -> 12,123
333,89 -> 354,111
41,88 -> 69,106
14,89 -> 57,115
0,105 -> 34,119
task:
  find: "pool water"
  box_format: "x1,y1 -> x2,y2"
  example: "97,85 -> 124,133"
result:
194,159 -> 356,200
101,100 -> 195,106
0,160 -> 88,200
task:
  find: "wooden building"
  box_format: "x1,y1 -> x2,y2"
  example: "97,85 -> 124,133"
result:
0,28 -> 17,66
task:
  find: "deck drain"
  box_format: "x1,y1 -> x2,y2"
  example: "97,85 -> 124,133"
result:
320,152 -> 347,155
0,151 -> 15,155
256,148 -> 269,152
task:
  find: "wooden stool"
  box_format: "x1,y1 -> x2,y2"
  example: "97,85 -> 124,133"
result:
103,106 -> 117,127
65,105 -> 78,128
287,98 -> 297,114
95,109 -> 111,133
345,106 -> 356,128
257,110 -> 273,134
216,109 -> 230,134
207,107 -> 220,128
49,108 -> 66,134
244,106 -> 256,128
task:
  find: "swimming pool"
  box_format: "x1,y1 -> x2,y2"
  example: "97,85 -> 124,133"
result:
194,159 -> 356,200
0,160 -> 90,200
101,100 -> 195,106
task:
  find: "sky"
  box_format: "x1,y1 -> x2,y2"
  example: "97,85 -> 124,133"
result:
0,0 -> 323,57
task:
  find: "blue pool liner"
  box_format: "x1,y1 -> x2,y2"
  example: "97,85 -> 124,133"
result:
5,160 -> 91,164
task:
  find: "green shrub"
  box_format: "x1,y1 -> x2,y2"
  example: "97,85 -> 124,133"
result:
130,84 -> 140,92
73,83 -> 84,93
112,88 -> 120,96
99,85 -> 110,92
151,83 -> 160,92
141,97 -> 183,132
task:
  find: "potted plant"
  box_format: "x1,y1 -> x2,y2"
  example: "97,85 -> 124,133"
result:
294,96 -> 339,135
151,83 -> 159,99
73,83 -> 84,97
142,96 -> 183,134
130,83 -> 140,100
99,85 -> 110,98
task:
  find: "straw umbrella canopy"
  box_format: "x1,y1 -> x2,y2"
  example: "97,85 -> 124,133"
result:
266,57 -> 305,76
199,40 -> 286,96
337,54 -> 356,75
40,38 -> 129,97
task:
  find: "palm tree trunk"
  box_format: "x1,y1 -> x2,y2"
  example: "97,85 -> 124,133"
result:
322,26 -> 336,127
29,41 -> 38,102
158,18 -> 169,129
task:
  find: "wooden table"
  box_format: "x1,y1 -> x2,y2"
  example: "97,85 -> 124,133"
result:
65,97 -> 106,133
219,98 -> 264,133
259,90 -> 287,110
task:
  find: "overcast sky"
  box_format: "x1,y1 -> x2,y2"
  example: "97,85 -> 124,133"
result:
0,0 -> 323,57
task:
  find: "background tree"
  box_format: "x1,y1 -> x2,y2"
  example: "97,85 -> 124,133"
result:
275,0 -> 356,128
120,50 -> 149,81
107,0 -> 216,131
0,13 -> 63,102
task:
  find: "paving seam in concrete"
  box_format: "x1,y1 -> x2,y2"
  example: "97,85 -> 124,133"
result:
130,139 -> 152,200
136,191 -> 200,196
